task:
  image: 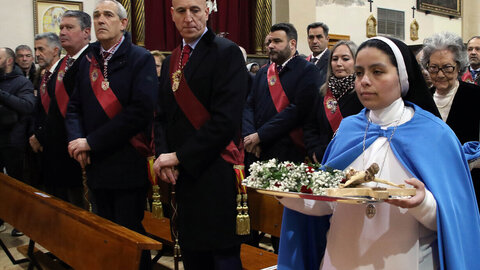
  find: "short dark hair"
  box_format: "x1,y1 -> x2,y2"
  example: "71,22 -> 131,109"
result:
307,22 -> 329,36
270,23 -> 297,42
15,45 -> 32,54
62,10 -> 92,30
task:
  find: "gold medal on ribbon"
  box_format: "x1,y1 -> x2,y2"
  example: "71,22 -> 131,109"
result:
40,84 -> 46,95
269,75 -> 277,86
57,70 -> 64,82
172,70 -> 182,92
91,69 -> 98,82
326,97 -> 338,114
101,80 -> 109,91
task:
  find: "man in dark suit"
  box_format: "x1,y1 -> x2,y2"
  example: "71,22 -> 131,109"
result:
31,11 -> 91,208
243,23 -> 321,163
462,36 -> 480,85
153,0 -> 247,269
66,1 -> 156,269
306,22 -> 330,86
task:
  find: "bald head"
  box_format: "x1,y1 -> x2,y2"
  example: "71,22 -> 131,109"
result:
171,0 -> 209,43
0,47 -> 15,74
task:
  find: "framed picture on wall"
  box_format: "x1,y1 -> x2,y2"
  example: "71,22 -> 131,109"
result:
34,0 -> 83,35
417,0 -> 461,18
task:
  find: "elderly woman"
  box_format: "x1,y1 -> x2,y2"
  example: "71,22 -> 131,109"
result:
422,32 -> 480,209
304,40 -> 364,163
421,32 -> 480,144
278,37 -> 479,270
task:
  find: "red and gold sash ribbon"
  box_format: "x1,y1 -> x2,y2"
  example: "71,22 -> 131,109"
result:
88,55 -> 123,119
55,57 -> 72,118
169,46 -> 245,166
266,63 -> 305,149
40,71 -> 52,113
323,89 -> 343,132
88,54 -> 154,163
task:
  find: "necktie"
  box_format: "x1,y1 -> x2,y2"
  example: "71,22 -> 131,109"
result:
102,51 -> 111,61
66,56 -> 75,69
311,57 -> 318,63
181,45 -> 192,67
41,71 -> 52,90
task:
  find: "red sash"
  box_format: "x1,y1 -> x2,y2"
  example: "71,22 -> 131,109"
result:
88,54 -> 154,157
306,55 -> 312,62
266,63 -> 305,149
55,57 -> 72,118
169,46 -> 244,166
461,71 -> 477,85
88,55 -> 123,118
323,89 -> 343,132
40,72 -> 51,113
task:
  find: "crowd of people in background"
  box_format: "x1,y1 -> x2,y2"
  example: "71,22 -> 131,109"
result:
0,0 -> 479,269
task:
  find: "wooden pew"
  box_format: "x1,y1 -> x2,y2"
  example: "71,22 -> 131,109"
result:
0,173 -> 162,270
142,211 -> 278,270
247,187 -> 284,238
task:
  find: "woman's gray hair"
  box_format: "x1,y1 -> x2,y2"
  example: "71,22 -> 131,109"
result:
421,32 -> 468,74
97,0 -> 128,20
320,40 -> 357,96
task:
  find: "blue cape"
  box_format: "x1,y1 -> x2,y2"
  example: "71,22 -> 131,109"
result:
278,102 -> 480,270
463,141 -> 480,162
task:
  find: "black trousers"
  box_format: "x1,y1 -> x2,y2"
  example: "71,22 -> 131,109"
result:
181,245 -> 242,270
91,187 -> 151,270
0,146 -> 24,181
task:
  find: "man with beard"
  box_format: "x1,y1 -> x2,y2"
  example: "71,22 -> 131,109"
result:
0,47 -> 35,235
31,11 -> 91,208
462,36 -> 480,85
29,33 -> 61,159
243,23 -> 320,164
15,45 -> 37,85
306,22 -> 330,86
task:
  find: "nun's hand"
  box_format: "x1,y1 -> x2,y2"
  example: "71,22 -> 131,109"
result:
384,178 -> 425,209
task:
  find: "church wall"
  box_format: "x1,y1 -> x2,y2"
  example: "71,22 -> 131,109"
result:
313,0 -> 462,50
463,0 -> 480,41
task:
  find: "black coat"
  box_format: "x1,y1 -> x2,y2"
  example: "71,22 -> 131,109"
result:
0,71 -> 35,149
433,81 -> 480,210
304,89 -> 364,161
155,29 -> 247,250
442,81 -> 480,144
314,49 -> 329,87
33,48 -> 89,187
243,56 -> 321,162
66,33 -> 157,190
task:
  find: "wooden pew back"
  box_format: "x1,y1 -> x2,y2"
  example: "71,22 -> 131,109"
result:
0,173 -> 162,270
247,188 -> 284,237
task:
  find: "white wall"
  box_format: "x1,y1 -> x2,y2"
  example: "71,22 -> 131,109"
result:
0,0 -> 97,51
313,0 -> 462,48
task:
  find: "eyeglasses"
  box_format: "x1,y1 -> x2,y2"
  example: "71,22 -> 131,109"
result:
427,64 -> 456,74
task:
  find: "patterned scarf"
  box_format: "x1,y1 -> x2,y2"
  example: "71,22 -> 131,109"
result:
328,73 -> 356,100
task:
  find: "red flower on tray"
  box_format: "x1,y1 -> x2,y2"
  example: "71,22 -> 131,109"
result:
300,185 -> 313,194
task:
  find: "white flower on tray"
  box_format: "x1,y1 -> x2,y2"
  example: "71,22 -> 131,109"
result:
243,159 -> 346,195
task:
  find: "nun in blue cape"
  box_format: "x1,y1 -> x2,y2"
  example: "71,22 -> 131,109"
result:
277,36 -> 480,270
